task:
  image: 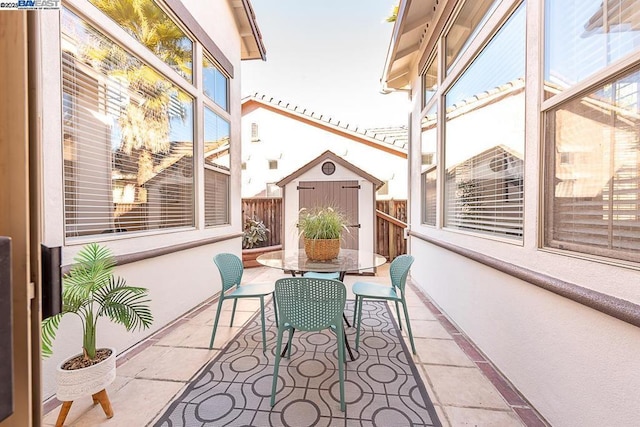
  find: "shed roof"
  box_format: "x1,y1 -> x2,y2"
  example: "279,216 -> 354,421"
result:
276,150 -> 384,189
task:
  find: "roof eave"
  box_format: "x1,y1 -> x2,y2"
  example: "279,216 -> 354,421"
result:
231,0 -> 266,61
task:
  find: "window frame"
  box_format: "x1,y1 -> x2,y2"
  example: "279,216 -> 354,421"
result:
416,0 -> 526,243
59,0 -> 234,243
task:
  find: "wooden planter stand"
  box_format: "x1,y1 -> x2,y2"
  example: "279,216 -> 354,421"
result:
242,244 -> 282,268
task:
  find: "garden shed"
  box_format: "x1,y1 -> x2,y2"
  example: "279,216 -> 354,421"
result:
277,150 -> 383,258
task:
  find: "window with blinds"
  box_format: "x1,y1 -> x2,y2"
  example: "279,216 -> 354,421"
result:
203,54 -> 228,110
88,0 -> 193,83
204,106 -> 230,226
544,0 -> 640,100
445,0 -> 500,74
443,3 -> 525,240
421,103 -> 438,226
61,8 -> 194,238
544,66 -> 640,263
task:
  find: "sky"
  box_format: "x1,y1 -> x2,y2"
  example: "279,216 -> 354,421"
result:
241,0 -> 409,130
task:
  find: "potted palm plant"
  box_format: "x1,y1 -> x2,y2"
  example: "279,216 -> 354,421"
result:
42,243 -> 153,422
298,206 -> 349,260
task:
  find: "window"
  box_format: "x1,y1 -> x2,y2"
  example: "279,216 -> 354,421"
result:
421,103 -> 438,226
251,122 -> 260,142
544,66 -> 640,263
88,0 -> 193,82
544,0 -> 640,99
444,3 -> 525,239
203,54 -> 228,110
204,107 -> 230,226
61,8 -> 194,237
445,0 -> 500,73
422,54 -> 438,108
268,160 -> 278,170
61,0 -> 233,238
241,162 -> 247,170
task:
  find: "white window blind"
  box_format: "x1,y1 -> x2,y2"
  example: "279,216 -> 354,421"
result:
422,167 -> 437,226
205,170 -> 230,226
544,0 -> 640,99
62,8 -> 194,238
545,66 -> 640,263
443,3 -> 525,240
204,106 -> 230,226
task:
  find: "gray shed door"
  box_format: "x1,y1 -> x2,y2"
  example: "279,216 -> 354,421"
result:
298,180 -> 359,250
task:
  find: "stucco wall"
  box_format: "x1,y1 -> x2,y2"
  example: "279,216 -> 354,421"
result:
242,107 -> 407,199
404,4 -> 640,422
39,0 -> 246,400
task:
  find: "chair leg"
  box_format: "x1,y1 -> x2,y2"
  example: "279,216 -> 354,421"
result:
272,294 -> 279,327
271,327 -> 285,407
336,322 -> 346,412
260,296 -> 267,353
395,301 -> 403,330
286,328 -> 295,359
401,301 -> 416,355
209,297 -> 225,349
355,296 -> 364,351
230,298 -> 239,327
352,296 -> 358,326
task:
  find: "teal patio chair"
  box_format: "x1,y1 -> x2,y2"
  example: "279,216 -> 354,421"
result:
270,277 -> 347,411
210,253 -> 277,353
352,254 -> 416,354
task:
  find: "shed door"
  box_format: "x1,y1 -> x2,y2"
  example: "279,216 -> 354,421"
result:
298,180 -> 359,250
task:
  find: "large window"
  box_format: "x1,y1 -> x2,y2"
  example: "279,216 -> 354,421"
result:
443,3 -> 525,240
544,62 -> 640,263
88,0 -> 193,82
204,107 -> 230,226
445,0 -> 500,73
61,1 -> 232,239
544,0 -> 640,99
421,104 -> 438,226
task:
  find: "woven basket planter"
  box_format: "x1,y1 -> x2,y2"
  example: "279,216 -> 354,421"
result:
56,347 -> 116,402
304,238 -> 340,261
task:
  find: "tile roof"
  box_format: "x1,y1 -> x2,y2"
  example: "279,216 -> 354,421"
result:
242,93 -> 408,152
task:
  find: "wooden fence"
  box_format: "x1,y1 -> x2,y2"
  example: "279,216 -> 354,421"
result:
375,200 -> 407,260
241,198 -> 282,247
241,198 -> 408,260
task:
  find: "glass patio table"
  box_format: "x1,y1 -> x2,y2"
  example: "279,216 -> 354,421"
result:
257,249 -> 387,360
256,248 -> 387,281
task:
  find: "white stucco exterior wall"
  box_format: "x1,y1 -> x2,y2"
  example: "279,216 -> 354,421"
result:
402,1 -> 640,424
38,0 -> 248,399
241,106 -> 407,199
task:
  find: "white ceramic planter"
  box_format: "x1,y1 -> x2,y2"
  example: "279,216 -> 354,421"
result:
56,347 -> 116,401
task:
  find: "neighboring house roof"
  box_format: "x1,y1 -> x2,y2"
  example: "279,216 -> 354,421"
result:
231,0 -> 266,61
276,150 -> 384,190
241,93 -> 408,157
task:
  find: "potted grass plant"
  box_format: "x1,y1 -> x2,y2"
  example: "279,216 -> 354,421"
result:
298,206 -> 349,260
41,243 -> 153,422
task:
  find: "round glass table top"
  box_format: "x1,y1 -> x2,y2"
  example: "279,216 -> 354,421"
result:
256,249 -> 387,273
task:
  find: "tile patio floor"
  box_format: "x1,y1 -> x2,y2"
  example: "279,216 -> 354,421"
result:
43,265 -> 547,427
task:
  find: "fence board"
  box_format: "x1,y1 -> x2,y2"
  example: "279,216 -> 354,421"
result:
242,198 -> 408,260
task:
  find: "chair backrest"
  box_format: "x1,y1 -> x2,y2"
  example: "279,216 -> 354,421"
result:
213,253 -> 244,292
390,254 -> 414,293
274,277 -> 346,332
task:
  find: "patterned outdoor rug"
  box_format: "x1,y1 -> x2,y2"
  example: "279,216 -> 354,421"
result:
154,301 -> 441,427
